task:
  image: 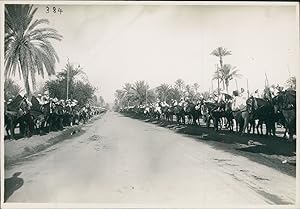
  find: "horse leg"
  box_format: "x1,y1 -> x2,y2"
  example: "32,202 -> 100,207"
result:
10,119 -> 17,140
260,121 -> 263,135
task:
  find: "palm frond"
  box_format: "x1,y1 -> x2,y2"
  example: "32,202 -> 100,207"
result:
4,4 -> 62,96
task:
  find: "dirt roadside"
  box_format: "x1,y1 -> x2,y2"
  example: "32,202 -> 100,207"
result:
4,113 -> 105,168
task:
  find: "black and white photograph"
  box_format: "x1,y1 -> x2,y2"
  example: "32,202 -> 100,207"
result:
1,1 -> 299,208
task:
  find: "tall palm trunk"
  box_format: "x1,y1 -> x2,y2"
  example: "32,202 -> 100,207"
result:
225,79 -> 229,93
19,58 -> 31,98
219,56 -> 223,69
23,72 -> 31,98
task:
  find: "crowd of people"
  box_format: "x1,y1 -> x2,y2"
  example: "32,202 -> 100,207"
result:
4,91 -> 107,140
119,85 -> 296,141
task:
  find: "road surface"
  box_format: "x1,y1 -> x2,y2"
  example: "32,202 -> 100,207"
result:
4,111 -> 296,207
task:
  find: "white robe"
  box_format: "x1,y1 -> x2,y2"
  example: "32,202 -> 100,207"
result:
232,96 -> 246,111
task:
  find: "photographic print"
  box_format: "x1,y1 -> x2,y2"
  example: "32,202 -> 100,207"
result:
1,1 -> 299,208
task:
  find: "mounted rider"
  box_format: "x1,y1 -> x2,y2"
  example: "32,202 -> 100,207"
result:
183,97 -> 190,112
232,90 -> 247,112
20,95 -> 32,115
36,94 -> 43,105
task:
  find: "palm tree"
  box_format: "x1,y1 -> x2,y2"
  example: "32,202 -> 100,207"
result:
4,78 -> 23,101
115,89 -> 125,107
192,83 -> 200,94
210,47 -> 232,69
131,81 -> 151,105
286,76 -> 296,90
213,64 -> 240,93
185,84 -> 195,99
211,47 -> 232,94
122,83 -> 135,106
58,62 -> 87,99
156,83 -> 171,102
212,67 -> 225,90
58,62 -> 87,82
5,5 -> 63,98
174,79 -> 185,98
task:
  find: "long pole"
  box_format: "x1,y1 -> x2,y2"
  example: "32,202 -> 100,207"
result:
66,58 -> 70,100
235,78 -> 238,90
246,78 -> 249,98
265,72 -> 269,87
216,64 -> 220,95
146,88 -> 148,105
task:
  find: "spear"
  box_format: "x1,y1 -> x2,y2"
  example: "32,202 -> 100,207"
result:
247,78 -> 249,98
265,72 -> 269,87
66,58 -> 70,100
216,64 -> 220,95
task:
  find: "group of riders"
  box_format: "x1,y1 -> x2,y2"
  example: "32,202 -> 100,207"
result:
4,91 -> 106,140
120,86 -> 296,141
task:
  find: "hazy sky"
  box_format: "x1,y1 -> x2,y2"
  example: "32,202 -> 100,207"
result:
29,3 -> 298,102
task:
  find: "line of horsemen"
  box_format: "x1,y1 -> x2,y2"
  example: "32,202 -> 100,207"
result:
4,91 -> 106,140
120,87 -> 296,141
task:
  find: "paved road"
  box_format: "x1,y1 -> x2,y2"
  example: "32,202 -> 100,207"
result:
4,111 -> 296,207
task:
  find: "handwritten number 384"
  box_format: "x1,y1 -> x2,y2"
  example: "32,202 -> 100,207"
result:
46,6 -> 63,14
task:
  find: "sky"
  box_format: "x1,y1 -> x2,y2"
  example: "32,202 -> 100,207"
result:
23,3 -> 299,103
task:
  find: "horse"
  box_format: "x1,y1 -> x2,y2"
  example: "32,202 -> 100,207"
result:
184,102 -> 202,126
5,95 -> 33,139
202,101 -> 224,130
273,90 -> 296,141
246,96 -> 276,136
160,104 -> 172,121
173,105 -> 185,124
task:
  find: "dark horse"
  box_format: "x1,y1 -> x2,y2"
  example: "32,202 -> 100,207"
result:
184,102 -> 202,126
202,101 -> 226,130
5,95 -> 34,139
173,105 -> 185,124
272,90 -> 296,141
246,96 -> 275,136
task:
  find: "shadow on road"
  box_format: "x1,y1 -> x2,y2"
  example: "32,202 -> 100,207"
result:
5,172 -> 24,202
120,113 -> 296,177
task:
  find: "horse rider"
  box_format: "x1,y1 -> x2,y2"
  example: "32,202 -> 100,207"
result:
217,90 -> 227,111
232,90 -> 246,112
213,92 -> 219,103
37,94 -> 43,105
183,97 -> 190,112
22,95 -> 32,108
41,92 -> 50,104
240,88 -> 248,100
172,99 -> 178,106
162,101 -> 169,107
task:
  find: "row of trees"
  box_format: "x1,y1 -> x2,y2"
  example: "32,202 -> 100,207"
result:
4,5 -> 105,107
114,79 -> 211,109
